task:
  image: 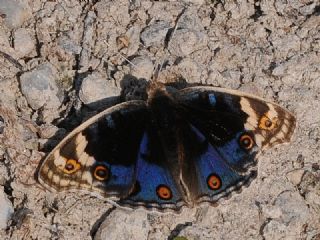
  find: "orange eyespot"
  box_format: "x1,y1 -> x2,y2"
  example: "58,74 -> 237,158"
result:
94,165 -> 109,181
63,159 -> 81,174
259,115 -> 277,130
207,174 -> 222,190
156,185 -> 172,200
239,134 -> 254,150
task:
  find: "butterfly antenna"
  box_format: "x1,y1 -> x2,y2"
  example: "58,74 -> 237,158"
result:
102,40 -> 138,70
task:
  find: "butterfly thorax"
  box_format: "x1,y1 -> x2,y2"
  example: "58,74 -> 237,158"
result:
145,83 -> 192,202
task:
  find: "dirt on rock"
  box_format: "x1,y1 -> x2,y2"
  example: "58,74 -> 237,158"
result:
0,0 -> 319,240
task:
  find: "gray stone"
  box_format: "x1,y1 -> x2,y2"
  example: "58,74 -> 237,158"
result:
14,28 -> 35,57
262,191 -> 311,239
141,21 -> 171,47
274,191 -> 309,225
0,29 -> 10,47
79,72 -> 121,105
20,63 -> 62,111
262,220 -> 289,240
58,35 -> 82,55
176,9 -> 204,30
181,0 -> 205,4
94,210 -> 150,240
168,29 -> 208,57
125,25 -> 141,56
0,186 -> 14,229
130,56 -> 154,80
0,0 -> 32,29
286,169 -> 305,186
177,58 -> 202,83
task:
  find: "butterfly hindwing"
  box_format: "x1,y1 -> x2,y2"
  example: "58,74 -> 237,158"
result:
119,131 -> 186,211
183,125 -> 256,204
38,101 -> 147,199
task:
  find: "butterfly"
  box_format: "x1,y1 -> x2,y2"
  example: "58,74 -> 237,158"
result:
37,81 -> 296,212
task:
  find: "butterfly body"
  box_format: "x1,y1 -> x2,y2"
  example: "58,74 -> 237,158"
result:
38,82 -> 296,211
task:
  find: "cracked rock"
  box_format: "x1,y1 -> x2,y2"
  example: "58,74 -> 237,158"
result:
94,210 -> 150,240
177,58 -> 202,83
20,63 -> 63,111
20,63 -> 63,123
262,191 -> 310,239
168,29 -> 208,57
79,72 -> 121,105
141,21 -> 171,47
286,169 -> 305,186
0,0 -> 32,29
130,56 -> 154,80
0,187 -> 14,229
13,28 -> 35,58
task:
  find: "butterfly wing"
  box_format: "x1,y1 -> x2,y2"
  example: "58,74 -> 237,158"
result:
118,130 -> 186,211
174,86 -> 296,204
38,101 -> 147,199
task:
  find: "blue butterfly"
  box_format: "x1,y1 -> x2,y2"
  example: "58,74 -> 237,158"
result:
38,82 -> 296,212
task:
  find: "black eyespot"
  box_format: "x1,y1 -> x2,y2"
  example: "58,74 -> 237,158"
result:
239,133 -> 254,150
94,165 -> 109,181
65,163 -> 74,171
63,159 -> 81,174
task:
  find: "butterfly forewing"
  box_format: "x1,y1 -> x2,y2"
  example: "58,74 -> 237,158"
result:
38,101 -> 148,198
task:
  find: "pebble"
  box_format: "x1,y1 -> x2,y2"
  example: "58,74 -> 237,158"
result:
130,56 -> 154,80
14,28 -> 35,57
168,29 -> 208,57
273,191 -> 309,225
79,72 -> 121,105
140,21 -> 171,47
0,29 -> 10,47
0,0 -> 32,29
177,58 -> 202,83
0,187 -> 14,229
20,63 -> 63,111
181,0 -> 205,4
286,169 -> 305,186
94,210 -> 150,240
262,191 -> 310,239
38,124 -> 64,139
176,9 -> 204,30
58,35 -> 82,55
125,25 -> 141,56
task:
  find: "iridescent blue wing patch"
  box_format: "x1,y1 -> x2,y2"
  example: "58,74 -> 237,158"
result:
119,132 -> 186,211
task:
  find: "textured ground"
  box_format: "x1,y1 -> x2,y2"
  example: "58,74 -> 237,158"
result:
0,0 -> 319,239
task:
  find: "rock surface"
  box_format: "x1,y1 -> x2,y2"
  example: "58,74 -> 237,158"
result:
0,187 -> 13,229
0,0 -> 319,240
19,63 -> 63,122
79,72 -> 121,105
0,0 -> 32,29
